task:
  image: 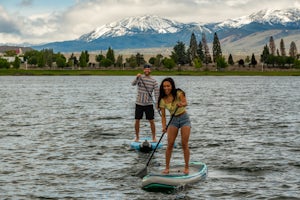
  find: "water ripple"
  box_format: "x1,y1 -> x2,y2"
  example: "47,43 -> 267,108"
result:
0,76 -> 299,199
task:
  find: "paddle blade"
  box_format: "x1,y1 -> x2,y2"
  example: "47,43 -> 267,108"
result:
136,166 -> 147,178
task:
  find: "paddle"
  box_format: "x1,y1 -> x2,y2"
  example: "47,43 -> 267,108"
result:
136,106 -> 179,178
139,76 -> 161,117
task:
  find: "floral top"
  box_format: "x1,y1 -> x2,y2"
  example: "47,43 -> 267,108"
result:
159,90 -> 186,116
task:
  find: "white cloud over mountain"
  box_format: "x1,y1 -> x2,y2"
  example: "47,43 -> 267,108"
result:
0,0 -> 299,45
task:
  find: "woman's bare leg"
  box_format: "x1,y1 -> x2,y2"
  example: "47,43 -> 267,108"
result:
163,126 -> 178,173
181,126 -> 190,174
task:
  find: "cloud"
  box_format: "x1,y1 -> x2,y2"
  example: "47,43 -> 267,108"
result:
19,0 -> 34,7
0,6 -> 20,34
0,0 -> 299,45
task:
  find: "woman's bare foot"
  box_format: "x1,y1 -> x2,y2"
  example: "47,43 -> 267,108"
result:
183,168 -> 189,175
152,138 -> 157,142
162,169 -> 169,174
134,138 -> 139,142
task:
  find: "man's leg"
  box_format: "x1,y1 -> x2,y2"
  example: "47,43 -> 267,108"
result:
135,119 -> 140,142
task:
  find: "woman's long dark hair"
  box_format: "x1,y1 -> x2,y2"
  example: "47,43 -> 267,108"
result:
158,77 -> 184,105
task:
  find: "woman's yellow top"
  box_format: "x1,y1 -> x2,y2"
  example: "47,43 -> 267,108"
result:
159,90 -> 186,116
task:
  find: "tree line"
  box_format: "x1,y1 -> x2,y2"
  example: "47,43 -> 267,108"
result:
1,33 -> 299,69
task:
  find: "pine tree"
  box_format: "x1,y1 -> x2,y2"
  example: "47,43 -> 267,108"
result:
197,41 -> 204,62
289,41 -> 298,58
228,54 -> 234,65
116,55 -> 123,67
212,32 -> 222,62
251,53 -> 257,67
171,41 -> 188,65
135,53 -> 145,66
84,50 -> 89,64
79,51 -> 87,68
280,38 -> 286,56
106,47 -> 115,63
269,36 -> 276,55
189,32 -> 198,62
202,33 -> 212,65
261,44 -> 270,63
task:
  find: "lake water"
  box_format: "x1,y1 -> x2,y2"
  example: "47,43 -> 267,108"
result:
0,76 -> 299,199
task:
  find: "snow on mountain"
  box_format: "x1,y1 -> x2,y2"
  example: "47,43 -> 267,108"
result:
32,8 -> 300,54
217,8 -> 300,28
79,15 -> 185,42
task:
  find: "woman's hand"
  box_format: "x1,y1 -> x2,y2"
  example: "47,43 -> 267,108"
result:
162,127 -> 167,133
177,102 -> 186,107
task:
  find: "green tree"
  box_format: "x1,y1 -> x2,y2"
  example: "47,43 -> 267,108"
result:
126,55 -> 138,68
261,44 -> 270,63
0,57 -> 10,68
171,41 -> 188,65
286,56 -> 295,68
162,57 -> 176,70
238,59 -> 245,67
40,49 -> 54,68
136,53 -> 145,67
5,50 -> 17,56
37,51 -> 46,68
96,54 -> 105,63
193,57 -> 202,70
269,36 -> 276,55
12,56 -> 21,69
245,55 -> 250,64
216,56 -> 228,70
116,55 -> 123,67
294,59 -> 300,68
149,54 -> 163,68
289,41 -> 298,58
24,50 -> 40,67
228,54 -> 234,65
79,51 -> 87,68
197,41 -> 204,62
149,57 -> 155,65
212,32 -> 222,62
250,53 -> 257,67
100,58 -> 113,67
68,53 -> 78,67
84,50 -> 90,64
188,32 -> 198,62
106,47 -> 115,64
202,33 -> 212,65
280,38 -> 286,56
55,53 -> 66,68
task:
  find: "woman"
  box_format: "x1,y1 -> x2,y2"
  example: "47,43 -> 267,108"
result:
158,77 -> 191,174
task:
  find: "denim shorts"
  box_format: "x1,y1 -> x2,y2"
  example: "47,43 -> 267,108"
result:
169,113 -> 191,128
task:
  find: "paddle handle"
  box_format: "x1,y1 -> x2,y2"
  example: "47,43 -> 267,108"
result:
145,106 -> 179,167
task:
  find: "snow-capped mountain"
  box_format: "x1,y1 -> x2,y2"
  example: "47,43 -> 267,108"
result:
79,15 -> 186,42
217,8 -> 300,28
32,8 -> 300,54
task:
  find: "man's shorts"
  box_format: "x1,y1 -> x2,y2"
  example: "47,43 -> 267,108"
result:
135,104 -> 154,120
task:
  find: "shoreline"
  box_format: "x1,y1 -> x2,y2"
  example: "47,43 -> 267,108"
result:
1,69 -> 300,76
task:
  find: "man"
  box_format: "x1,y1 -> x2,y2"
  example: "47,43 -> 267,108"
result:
132,64 -> 159,142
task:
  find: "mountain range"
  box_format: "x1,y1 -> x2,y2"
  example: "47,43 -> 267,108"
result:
31,8 -> 300,55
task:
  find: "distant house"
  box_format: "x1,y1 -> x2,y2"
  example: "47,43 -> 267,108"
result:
1,56 -> 24,63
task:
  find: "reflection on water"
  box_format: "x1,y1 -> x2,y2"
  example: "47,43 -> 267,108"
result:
0,76 -> 299,199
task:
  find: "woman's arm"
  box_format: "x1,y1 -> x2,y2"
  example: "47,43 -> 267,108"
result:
160,107 -> 167,133
177,92 -> 188,107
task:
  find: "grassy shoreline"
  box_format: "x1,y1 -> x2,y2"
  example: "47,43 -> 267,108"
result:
1,69 -> 300,76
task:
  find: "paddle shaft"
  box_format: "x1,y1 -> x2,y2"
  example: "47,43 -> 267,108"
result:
145,106 -> 179,167
139,77 -> 161,117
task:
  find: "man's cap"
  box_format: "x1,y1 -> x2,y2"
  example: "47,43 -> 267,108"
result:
144,64 -> 151,69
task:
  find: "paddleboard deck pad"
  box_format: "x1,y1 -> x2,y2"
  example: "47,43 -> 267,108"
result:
142,161 -> 207,192
130,137 -> 163,152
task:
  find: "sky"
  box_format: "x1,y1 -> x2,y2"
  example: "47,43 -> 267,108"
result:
0,0 -> 300,45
